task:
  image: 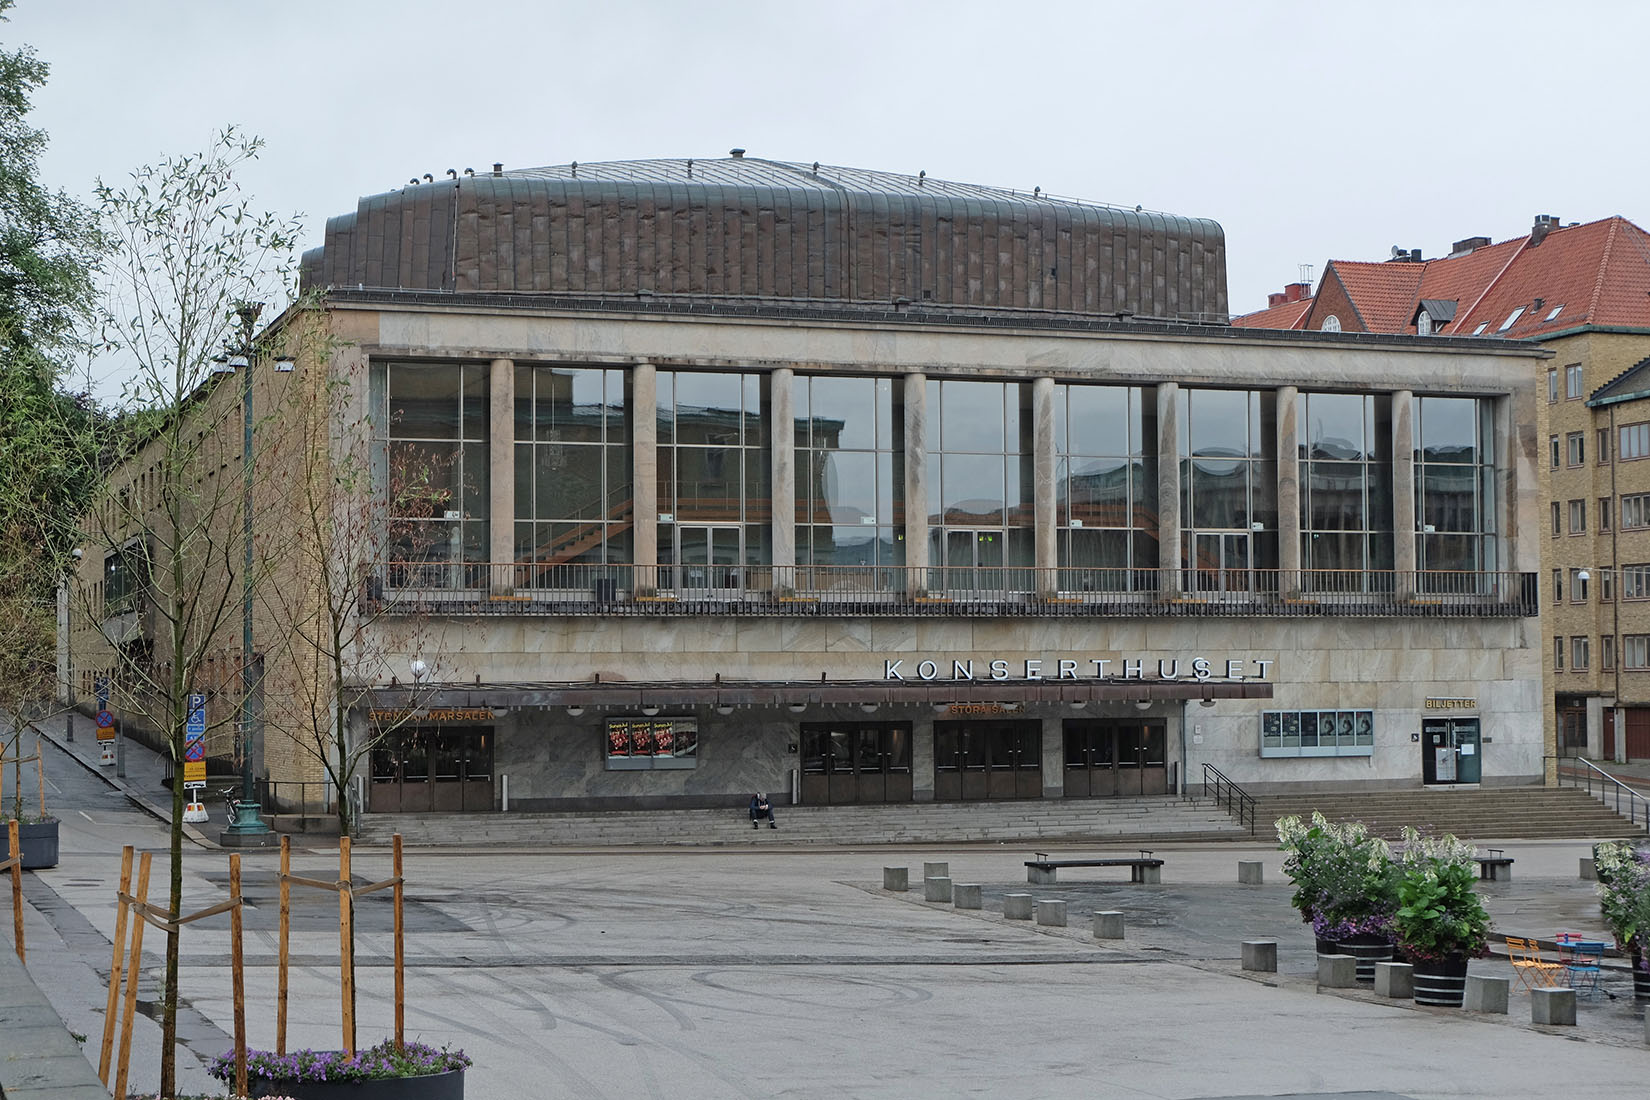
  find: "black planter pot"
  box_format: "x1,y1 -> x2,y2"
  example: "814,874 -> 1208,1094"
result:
247,1068 -> 463,1099
1315,936 -> 1338,956
1634,953 -> 1650,1003
1411,954 -> 1470,1007
1336,934 -> 1396,983
0,819 -> 58,870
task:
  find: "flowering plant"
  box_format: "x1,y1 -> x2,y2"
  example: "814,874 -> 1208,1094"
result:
209,1039 -> 470,1085
1278,812 -> 1396,940
1390,829 -> 1490,964
1593,841 -> 1650,967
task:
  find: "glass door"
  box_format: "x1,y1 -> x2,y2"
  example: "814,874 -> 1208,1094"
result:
1421,717 -> 1481,784
676,524 -> 742,593
932,529 -> 1007,595
1189,531 -> 1251,593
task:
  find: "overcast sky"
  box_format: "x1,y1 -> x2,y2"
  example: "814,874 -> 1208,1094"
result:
11,0 -> 1649,334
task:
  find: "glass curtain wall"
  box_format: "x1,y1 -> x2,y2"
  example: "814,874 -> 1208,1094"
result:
794,375 -> 904,582
1415,396 -> 1496,580
1179,389 -> 1277,590
926,379 -> 1035,593
657,371 -> 771,589
1298,392 -> 1393,591
513,366 -> 632,585
1053,384 -> 1158,590
382,362 -> 489,588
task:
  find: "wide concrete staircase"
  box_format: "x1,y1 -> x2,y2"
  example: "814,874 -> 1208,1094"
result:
355,796 -> 1249,848
1250,786 -> 1647,842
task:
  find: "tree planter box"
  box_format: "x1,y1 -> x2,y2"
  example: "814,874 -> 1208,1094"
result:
247,1067 -> 463,1099
0,819 -> 58,870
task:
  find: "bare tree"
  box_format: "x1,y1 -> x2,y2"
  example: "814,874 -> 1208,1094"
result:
89,127 -> 299,1099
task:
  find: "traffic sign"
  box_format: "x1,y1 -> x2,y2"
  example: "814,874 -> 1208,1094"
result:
184,693 -> 207,783
186,694 -> 206,735
95,709 -> 115,742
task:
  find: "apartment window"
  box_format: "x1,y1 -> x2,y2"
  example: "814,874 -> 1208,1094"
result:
1549,435 -> 1561,468
1554,636 -> 1564,670
1626,635 -> 1650,670
1566,364 -> 1584,399
1567,432 -> 1585,466
1603,635 -> 1617,671
1548,368 -> 1559,403
1551,501 -> 1562,536
1572,636 -> 1590,670
1621,422 -> 1650,460
1552,569 -> 1563,603
1598,428 -> 1611,464
1623,564 -> 1650,600
1600,498 -> 1612,531
1570,568 -> 1589,602
1569,499 -> 1586,533
1603,568 -> 1616,602
1624,494 -> 1650,528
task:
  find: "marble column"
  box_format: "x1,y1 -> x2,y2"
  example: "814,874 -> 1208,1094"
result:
488,358 -> 515,594
1032,377 -> 1057,597
1392,390 -> 1416,598
1492,395 -> 1514,572
910,713 -> 935,801
1039,715 -> 1064,797
1156,382 -> 1181,595
770,367 -> 797,591
632,362 -> 659,594
1276,386 -> 1301,591
904,372 -> 929,587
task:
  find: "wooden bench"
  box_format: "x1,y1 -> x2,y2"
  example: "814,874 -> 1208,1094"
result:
1025,850 -> 1163,885
1475,848 -> 1514,881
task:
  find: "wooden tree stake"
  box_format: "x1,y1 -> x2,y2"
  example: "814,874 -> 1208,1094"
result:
393,833 -> 404,1050
339,835 -> 354,1057
98,845 -> 134,1084
230,852 -> 247,1097
113,851 -> 152,1100
277,834 -> 291,1056
34,732 -> 45,819
6,820 -> 21,963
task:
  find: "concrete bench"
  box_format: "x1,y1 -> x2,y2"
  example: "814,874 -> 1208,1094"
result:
1475,849 -> 1514,881
1025,851 -> 1163,885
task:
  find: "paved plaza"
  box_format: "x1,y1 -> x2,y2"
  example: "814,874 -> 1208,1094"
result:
3,727 -> 1649,1099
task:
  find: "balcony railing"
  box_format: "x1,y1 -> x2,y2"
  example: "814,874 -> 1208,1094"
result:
367,563 -> 1537,619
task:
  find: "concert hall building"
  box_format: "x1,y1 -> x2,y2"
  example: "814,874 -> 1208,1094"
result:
83,154 -> 1553,816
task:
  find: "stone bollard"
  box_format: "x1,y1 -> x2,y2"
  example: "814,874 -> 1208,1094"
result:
1241,940 -> 1277,973
1003,893 -> 1033,920
1237,860 -> 1264,885
1093,911 -> 1125,940
883,867 -> 909,892
1035,899 -> 1068,927
952,883 -> 982,910
1531,986 -> 1577,1026
1374,961 -> 1413,999
1644,1005 -> 1650,1045
923,861 -> 949,881
1317,954 -> 1356,989
1464,974 -> 1509,1014
924,876 -> 953,903
1580,857 -> 1597,881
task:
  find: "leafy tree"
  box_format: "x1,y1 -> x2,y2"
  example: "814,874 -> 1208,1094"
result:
90,126 -> 299,1099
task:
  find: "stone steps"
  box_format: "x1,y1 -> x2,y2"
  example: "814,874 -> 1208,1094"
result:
356,796 -> 1250,848
1250,787 -> 1644,841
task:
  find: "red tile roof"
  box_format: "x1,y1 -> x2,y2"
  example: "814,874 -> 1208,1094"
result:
1239,216 -> 1650,339
1231,296 -> 1312,329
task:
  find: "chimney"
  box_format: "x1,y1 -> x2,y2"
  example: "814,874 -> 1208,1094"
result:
1266,282 -> 1313,309
1451,236 -> 1491,255
1409,248 -> 1423,262
1530,214 -> 1560,248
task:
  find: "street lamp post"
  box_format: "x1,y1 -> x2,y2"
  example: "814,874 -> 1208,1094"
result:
222,303 -> 274,846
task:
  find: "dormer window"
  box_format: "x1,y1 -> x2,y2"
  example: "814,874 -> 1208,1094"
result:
1320,315 -> 1342,333
1413,299 -> 1455,336
1417,310 -> 1433,336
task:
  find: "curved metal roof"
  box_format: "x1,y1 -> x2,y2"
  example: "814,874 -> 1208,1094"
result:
302,155 -> 1227,320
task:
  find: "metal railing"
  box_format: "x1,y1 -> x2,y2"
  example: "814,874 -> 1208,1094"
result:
366,562 -> 1538,619
1202,762 -> 1257,835
1550,756 -> 1650,834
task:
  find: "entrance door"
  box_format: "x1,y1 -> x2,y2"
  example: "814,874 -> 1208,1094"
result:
800,723 -> 914,804
931,529 -> 1006,595
1189,531 -> 1251,593
1063,720 -> 1168,797
675,525 -> 742,593
1421,717 -> 1481,785
1558,705 -> 1586,757
369,727 -> 495,812
933,721 -> 1041,800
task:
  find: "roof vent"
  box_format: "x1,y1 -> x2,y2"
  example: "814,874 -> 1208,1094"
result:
1451,236 -> 1491,255
729,148 -> 746,159
492,162 -> 503,177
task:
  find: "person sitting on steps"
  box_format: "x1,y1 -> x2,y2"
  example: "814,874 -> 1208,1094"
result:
750,792 -> 776,829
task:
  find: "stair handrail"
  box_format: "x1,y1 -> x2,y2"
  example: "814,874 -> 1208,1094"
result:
1549,755 -> 1650,834
1202,762 -> 1257,835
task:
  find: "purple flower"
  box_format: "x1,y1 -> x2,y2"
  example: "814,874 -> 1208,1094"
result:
209,1039 -> 470,1084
